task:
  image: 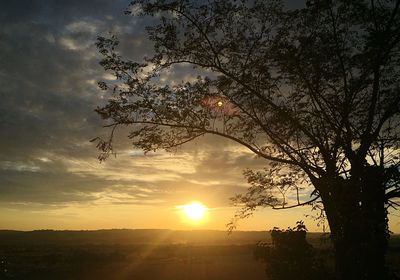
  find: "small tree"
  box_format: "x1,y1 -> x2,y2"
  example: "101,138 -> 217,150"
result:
254,221 -> 328,280
93,0 -> 400,279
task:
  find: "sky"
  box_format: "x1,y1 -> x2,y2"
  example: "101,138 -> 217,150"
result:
0,0 -> 399,233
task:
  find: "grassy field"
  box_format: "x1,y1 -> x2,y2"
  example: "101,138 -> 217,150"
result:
1,243 -> 266,279
0,230 -> 399,279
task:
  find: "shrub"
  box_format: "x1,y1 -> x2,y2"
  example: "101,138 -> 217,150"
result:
255,221 -> 329,280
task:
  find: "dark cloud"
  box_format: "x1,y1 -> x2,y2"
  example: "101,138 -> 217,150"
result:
0,0 -> 127,25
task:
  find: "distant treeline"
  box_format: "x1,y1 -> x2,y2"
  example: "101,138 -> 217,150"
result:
0,229 -> 399,247
0,229 -> 332,246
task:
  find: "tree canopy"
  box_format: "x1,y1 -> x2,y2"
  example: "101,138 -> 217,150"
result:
95,0 -> 399,212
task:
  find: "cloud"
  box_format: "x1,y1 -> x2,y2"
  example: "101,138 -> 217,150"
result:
0,0 -> 273,215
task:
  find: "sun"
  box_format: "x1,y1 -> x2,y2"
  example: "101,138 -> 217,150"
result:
179,201 -> 208,222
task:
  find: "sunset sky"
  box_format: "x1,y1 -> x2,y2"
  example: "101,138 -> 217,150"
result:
1,0 -> 399,233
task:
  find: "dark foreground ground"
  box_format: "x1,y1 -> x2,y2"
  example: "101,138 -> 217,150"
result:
0,230 -> 399,280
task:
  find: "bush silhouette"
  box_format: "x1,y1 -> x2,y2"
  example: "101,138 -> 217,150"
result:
255,221 -> 328,280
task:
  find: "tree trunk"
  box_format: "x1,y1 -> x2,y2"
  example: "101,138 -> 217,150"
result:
333,216 -> 388,280
319,167 -> 390,280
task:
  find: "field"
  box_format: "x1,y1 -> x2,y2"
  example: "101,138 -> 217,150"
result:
0,230 -> 399,280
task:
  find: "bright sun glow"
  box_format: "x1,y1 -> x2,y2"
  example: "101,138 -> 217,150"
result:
179,201 -> 207,222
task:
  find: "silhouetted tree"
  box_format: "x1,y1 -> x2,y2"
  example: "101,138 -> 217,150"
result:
93,1 -> 400,279
254,221 -> 328,280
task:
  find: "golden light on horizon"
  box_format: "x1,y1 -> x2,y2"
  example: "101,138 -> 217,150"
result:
178,201 -> 208,222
